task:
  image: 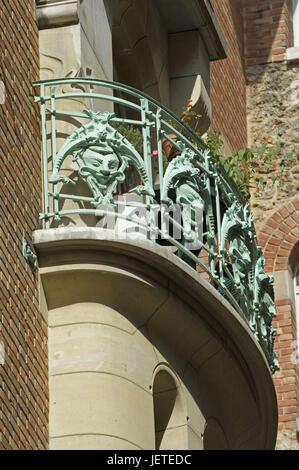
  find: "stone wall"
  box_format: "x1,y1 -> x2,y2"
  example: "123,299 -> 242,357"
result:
242,1 -> 299,450
0,0 -> 48,449
246,61 -> 299,231
246,55 -> 299,451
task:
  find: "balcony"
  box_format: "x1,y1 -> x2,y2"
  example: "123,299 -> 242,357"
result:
32,78 -> 279,374
31,78 -> 278,449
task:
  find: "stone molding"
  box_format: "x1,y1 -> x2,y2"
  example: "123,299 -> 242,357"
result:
170,74 -> 212,135
36,0 -> 79,29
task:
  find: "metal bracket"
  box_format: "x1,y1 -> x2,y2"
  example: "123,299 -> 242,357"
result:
22,238 -> 37,273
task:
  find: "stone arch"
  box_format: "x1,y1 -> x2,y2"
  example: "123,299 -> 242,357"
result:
289,240 -> 299,276
257,197 -> 299,273
257,197 -> 299,448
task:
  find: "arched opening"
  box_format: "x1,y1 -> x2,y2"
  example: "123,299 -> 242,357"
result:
153,370 -> 186,450
289,241 -> 299,349
294,264 -> 299,348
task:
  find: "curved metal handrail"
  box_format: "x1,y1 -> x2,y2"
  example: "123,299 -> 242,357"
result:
33,78 -> 279,373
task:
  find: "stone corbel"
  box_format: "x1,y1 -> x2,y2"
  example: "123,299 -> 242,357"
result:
170,75 -> 212,135
35,0 -> 79,29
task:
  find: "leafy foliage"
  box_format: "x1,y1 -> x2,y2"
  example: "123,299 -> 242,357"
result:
181,102 -> 298,200
206,130 -> 298,200
111,122 -> 143,155
111,107 -> 298,200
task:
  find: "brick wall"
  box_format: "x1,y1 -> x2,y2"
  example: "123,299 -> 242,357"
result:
244,0 -> 294,66
209,0 -> 299,450
258,199 -> 299,449
243,0 -> 299,450
0,0 -> 48,449
209,0 -> 247,152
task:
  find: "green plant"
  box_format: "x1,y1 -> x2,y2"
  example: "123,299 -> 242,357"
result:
109,122 -> 144,192
206,130 -> 298,200
177,100 -> 298,200
112,108 -> 298,201
111,121 -> 143,155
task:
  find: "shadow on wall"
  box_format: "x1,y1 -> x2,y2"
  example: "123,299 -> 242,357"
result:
153,370 -> 185,449
289,240 -> 299,274
108,0 -> 168,106
152,368 -> 228,449
228,0 -> 245,70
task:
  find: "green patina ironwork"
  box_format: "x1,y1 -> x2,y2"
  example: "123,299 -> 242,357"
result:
33,78 -> 279,373
48,109 -> 154,206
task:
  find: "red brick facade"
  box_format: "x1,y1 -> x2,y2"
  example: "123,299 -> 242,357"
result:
209,0 -> 299,446
258,200 -> 299,273
243,0 -> 294,66
258,199 -> 299,436
0,0 -> 297,450
209,0 -> 295,151
0,0 -> 48,449
209,0 -> 248,152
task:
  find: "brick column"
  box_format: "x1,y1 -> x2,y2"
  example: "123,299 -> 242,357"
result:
209,0 -> 247,151
0,0 -> 48,449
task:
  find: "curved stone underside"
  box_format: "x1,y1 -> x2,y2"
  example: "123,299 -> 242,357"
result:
33,227 -> 278,450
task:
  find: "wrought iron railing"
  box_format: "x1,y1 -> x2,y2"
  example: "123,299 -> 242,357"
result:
33,78 -> 279,373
